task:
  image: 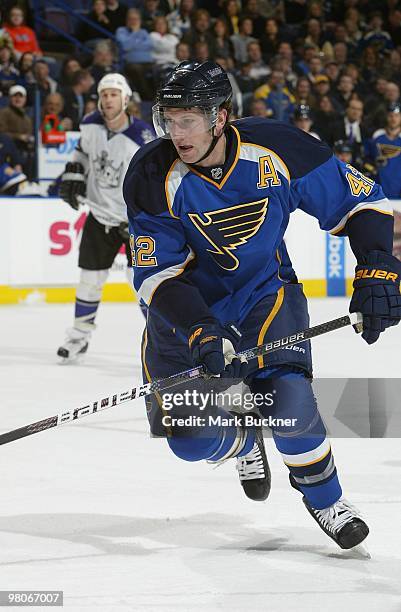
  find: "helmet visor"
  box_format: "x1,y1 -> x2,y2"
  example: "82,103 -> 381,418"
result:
152,104 -> 218,139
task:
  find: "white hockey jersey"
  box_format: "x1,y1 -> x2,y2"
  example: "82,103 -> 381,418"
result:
73,111 -> 155,226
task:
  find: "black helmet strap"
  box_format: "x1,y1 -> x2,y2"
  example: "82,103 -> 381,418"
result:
193,129 -> 222,164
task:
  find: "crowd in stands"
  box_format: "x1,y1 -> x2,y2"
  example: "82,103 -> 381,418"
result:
1,0 -> 401,197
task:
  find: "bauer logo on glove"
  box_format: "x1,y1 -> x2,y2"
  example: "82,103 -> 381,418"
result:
350,250 -> 401,344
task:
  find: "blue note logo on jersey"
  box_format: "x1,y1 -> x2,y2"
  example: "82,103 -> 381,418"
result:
377,143 -> 401,162
188,199 -> 269,270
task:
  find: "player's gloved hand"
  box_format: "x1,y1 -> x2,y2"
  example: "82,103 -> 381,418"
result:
188,321 -> 248,378
349,250 -> 401,344
118,222 -> 129,241
59,162 -> 86,210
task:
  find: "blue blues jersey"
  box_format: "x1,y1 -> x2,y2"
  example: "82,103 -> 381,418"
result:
124,117 -> 392,333
366,129 -> 401,199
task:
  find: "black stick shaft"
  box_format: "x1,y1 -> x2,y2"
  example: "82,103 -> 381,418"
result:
0,314 -> 359,447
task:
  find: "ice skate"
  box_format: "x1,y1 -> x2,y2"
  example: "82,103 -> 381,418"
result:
236,413 -> 271,501
57,327 -> 90,362
290,475 -> 369,549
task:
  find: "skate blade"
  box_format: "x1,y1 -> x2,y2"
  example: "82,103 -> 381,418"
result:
58,353 -> 86,365
335,542 -> 371,559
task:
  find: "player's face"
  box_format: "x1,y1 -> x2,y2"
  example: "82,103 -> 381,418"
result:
100,88 -> 123,120
387,111 -> 401,130
337,152 -> 352,163
164,108 -> 217,164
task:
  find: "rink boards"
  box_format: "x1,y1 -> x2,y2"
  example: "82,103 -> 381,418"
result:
0,196 -> 400,304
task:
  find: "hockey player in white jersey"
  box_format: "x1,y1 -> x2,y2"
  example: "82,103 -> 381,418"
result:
57,73 -> 155,361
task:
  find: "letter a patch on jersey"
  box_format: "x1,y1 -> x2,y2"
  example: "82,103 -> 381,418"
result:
188,199 -> 268,270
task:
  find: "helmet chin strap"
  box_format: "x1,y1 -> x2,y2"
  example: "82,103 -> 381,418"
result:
101,96 -> 128,128
192,127 -> 224,165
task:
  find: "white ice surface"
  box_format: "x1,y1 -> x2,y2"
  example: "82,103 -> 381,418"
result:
0,299 -> 400,612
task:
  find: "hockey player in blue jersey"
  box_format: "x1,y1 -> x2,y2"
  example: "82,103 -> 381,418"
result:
366,102 -> 401,199
123,62 -> 401,550
57,73 -> 155,361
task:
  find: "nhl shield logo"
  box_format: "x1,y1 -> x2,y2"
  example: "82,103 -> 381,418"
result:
211,167 -> 223,180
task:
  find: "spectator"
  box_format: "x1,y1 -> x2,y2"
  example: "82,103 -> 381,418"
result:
4,6 -> 42,58
366,80 -> 401,133
29,59 -> 57,106
0,43 -> 18,95
0,132 -> 26,195
249,97 -> 270,117
304,18 -> 333,59
296,43 -> 319,77
0,84 -> 34,178
260,17 -> 281,61
235,62 -> 259,100
141,0 -> 165,32
329,98 -> 368,165
150,16 -> 179,66
313,95 -> 340,142
383,49 -> 401,84
116,10 -> 154,100
59,57 -> 82,89
0,9 -> 13,51
194,40 -> 210,63
84,99 -> 97,116
360,11 -> 393,54
222,0 -> 241,36
364,77 -> 389,117
277,41 -> 293,64
247,41 -> 270,84
332,41 -> 348,68
214,55 -> 243,117
388,7 -> 401,47
344,15 -> 362,48
90,40 -> 118,86
333,73 -> 355,113
292,104 -> 320,139
175,41 -> 191,62
167,0 -> 195,39
367,102 -> 401,198
333,140 -> 353,164
293,76 -> 316,109
243,0 -> 267,40
343,63 -> 369,98
182,10 -> 214,55
62,70 -> 95,130
254,69 -> 295,122
283,0 -> 308,26
275,55 -> 297,89
79,0 -> 112,43
105,0 -> 127,33
306,54 -> 324,85
332,23 -> 356,60
17,51 -> 35,89
360,45 -> 381,83
230,17 -> 256,64
324,60 -> 340,85
42,93 -> 73,131
312,73 -> 331,99
212,18 -> 234,60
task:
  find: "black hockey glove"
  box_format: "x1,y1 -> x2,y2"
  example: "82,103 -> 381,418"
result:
349,251 -> 401,344
188,321 -> 248,379
59,162 -> 86,210
118,222 -> 129,241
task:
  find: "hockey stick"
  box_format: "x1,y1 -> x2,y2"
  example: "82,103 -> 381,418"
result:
0,313 -> 362,447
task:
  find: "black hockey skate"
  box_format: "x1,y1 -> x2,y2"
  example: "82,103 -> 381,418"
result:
289,474 -> 369,549
236,413 -> 271,501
